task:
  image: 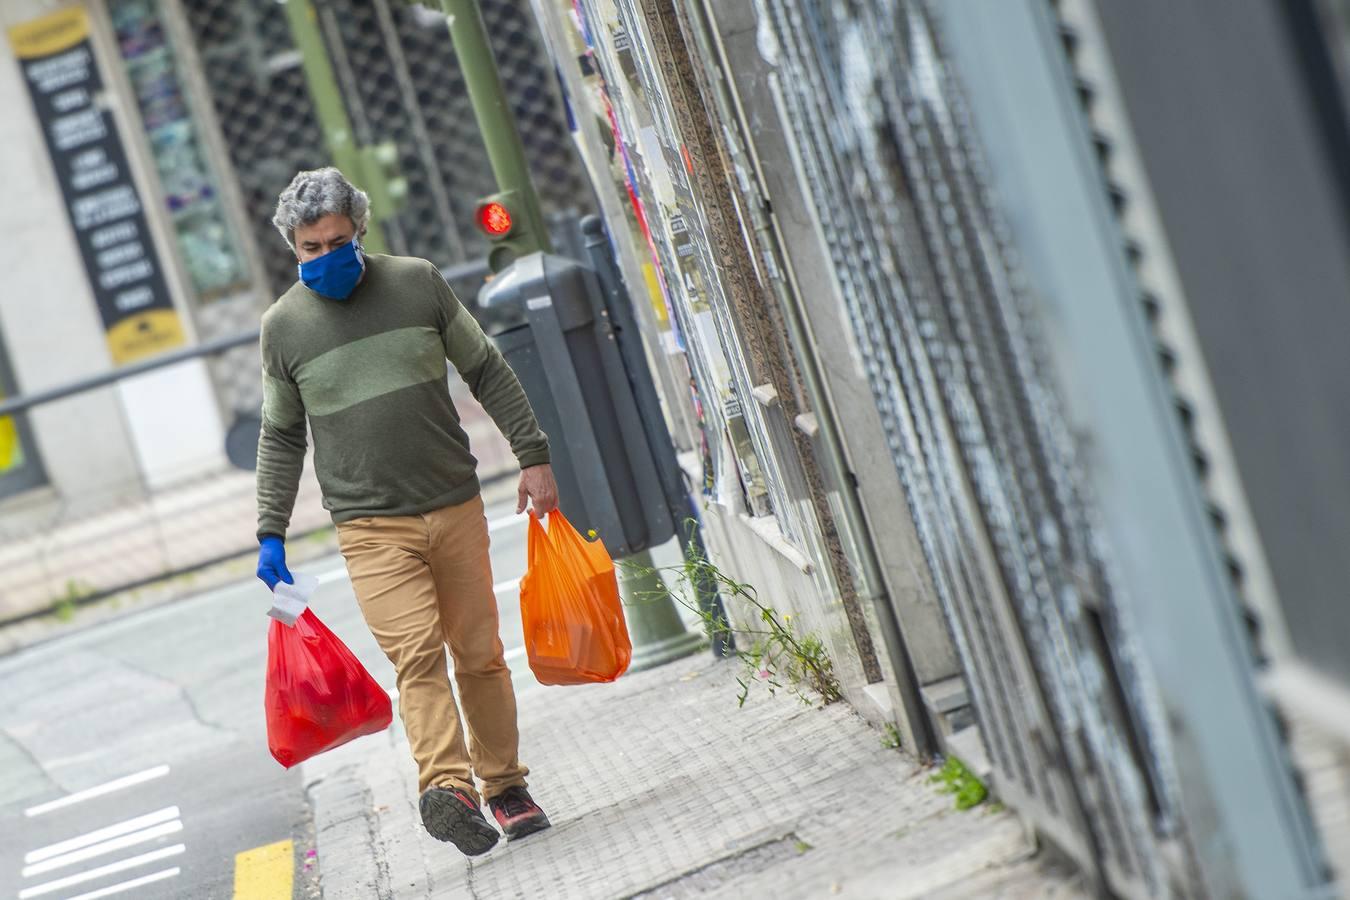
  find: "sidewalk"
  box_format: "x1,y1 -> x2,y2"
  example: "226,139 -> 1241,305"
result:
302,657 -> 1087,899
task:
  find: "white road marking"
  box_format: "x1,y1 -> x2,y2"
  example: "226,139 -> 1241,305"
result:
314,567 -> 347,586
303,510 -> 525,590
24,806 -> 179,864
22,820 -> 183,878
385,643 -> 527,702
313,571 -> 521,594
312,516 -> 526,703
17,845 -> 184,899
23,766 -> 170,818
488,512 -> 527,534
60,867 -> 180,900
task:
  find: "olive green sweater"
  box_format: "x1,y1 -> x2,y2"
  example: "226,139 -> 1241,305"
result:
255,253 -> 549,539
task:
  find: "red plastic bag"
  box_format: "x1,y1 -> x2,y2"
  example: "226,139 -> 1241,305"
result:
265,608 -> 392,767
519,510 -> 632,685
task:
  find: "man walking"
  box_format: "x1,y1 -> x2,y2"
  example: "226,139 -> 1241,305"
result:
254,167 -> 554,856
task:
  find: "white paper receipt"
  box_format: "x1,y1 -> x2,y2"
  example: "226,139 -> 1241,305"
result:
268,573 -> 319,627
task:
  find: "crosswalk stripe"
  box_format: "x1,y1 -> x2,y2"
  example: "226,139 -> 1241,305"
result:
314,567 -> 346,586
22,820 -> 183,878
17,844 -> 185,899
233,839 -> 294,900
60,868 -> 181,900
24,766 -> 170,818
24,806 -> 180,864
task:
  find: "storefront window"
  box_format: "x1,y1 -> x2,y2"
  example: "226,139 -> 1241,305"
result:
575,0 -> 804,538
109,0 -> 247,301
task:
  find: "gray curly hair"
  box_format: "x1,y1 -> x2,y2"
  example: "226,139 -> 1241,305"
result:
272,167 -> 371,251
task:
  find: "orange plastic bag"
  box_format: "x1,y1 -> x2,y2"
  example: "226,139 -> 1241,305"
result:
519,510 -> 632,685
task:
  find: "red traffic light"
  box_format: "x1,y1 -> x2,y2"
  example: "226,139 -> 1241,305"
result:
476,201 -> 513,238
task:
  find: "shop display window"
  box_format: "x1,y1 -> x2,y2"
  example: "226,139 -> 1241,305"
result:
110,0 -> 247,301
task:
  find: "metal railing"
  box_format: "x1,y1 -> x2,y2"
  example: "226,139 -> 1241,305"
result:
0,332 -> 275,626
0,330 -> 259,419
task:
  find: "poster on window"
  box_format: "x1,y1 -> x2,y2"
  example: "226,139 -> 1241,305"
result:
8,6 -> 185,366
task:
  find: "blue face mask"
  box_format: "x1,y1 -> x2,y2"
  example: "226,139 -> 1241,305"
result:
298,238 -> 365,300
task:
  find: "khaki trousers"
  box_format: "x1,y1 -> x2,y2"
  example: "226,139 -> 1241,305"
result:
336,494 -> 526,801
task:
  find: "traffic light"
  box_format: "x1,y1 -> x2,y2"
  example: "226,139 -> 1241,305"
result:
477,197 -> 512,237
475,189 -> 542,273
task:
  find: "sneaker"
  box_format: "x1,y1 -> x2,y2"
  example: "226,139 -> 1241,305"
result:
419,786 -> 500,856
487,786 -> 552,841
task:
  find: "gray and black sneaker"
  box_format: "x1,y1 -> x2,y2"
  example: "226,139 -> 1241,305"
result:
487,786 -> 552,841
419,787 -> 500,856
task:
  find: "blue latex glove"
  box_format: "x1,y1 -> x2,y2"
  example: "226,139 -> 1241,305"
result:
256,536 -> 293,591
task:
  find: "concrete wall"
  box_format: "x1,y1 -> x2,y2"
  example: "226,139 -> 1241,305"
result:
700,504 -> 880,717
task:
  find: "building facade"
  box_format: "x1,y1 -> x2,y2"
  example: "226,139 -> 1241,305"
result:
527,0 -> 1350,897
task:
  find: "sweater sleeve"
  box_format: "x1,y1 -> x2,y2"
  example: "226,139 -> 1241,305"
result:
430,263 -> 551,469
255,317 -> 309,540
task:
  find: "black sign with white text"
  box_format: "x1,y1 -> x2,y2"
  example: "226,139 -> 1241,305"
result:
9,7 -> 184,365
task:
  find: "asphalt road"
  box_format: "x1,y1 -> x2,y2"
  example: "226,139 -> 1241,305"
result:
0,500 -> 534,900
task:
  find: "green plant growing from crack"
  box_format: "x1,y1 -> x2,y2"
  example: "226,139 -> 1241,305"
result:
51,579 -> 94,623
623,523 -> 841,708
881,722 -> 903,750
930,755 -> 988,810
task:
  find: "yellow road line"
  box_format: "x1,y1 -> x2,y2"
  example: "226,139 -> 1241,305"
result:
233,839 -> 293,900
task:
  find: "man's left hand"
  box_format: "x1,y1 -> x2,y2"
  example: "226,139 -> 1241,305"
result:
518,464 -> 559,518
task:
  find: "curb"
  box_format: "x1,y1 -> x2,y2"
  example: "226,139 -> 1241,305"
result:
307,765 -> 386,900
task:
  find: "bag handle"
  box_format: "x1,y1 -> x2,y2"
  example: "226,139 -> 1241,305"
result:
527,512 -> 549,570
549,508 -> 575,537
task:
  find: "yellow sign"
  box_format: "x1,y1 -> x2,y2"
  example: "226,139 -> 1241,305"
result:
7,7 -> 88,60
642,261 -> 669,327
106,310 -> 188,366
0,413 -> 18,473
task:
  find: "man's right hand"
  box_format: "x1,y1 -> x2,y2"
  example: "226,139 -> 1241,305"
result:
257,536 -> 294,591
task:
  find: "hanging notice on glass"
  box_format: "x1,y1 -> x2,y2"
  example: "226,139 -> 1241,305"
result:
8,6 -> 185,365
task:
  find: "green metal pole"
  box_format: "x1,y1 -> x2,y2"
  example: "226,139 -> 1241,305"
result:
283,0 -> 388,253
438,0 -> 552,254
